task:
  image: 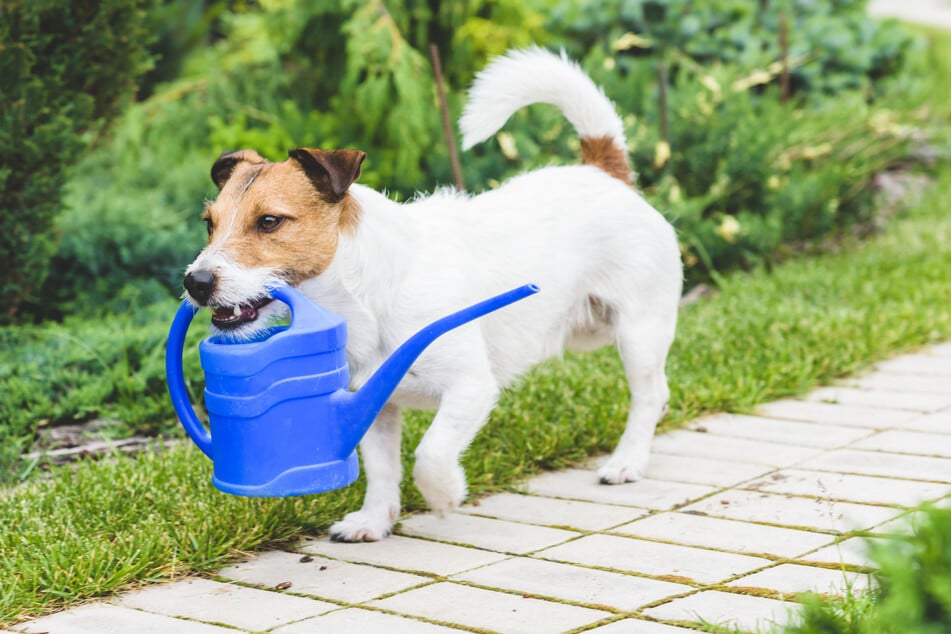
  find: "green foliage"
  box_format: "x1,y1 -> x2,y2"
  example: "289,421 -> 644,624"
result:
0,0 -> 158,321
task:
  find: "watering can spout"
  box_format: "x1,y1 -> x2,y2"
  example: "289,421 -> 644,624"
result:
337,283 -> 539,433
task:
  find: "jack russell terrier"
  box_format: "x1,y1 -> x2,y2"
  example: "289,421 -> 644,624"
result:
183,48 -> 682,542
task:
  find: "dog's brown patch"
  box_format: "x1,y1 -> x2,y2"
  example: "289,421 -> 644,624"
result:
580,135 -> 632,185
203,153 -> 363,281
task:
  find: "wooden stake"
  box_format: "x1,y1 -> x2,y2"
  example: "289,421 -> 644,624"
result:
429,43 -> 465,191
779,13 -> 790,104
658,60 -> 669,145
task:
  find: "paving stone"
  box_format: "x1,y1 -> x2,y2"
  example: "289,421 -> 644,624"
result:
368,582 -> 611,634
584,620 -> 700,633
216,550 -> 429,603
798,448 -> 951,483
300,534 -> 506,576
852,429 -> 951,458
870,509 -> 929,536
536,534 -> 771,585
650,430 -> 822,466
744,469 -> 951,506
453,557 -> 691,611
643,590 -> 797,632
115,578 -> 333,630
806,386 -> 951,413
799,536 -> 888,568
612,511 -> 832,558
16,604 -> 237,634
687,413 -> 873,448
458,492 -> 648,531
728,563 -> 871,596
525,470 -> 716,510
680,489 -> 901,533
397,512 -> 577,554
846,372 -> 951,395
271,608 -> 462,633
641,452 -> 774,487
756,399 -> 919,428
876,354 -> 951,376
899,409 -> 951,434
930,341 -> 951,356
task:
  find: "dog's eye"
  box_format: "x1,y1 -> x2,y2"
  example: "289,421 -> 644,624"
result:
257,215 -> 285,233
204,219 -> 213,236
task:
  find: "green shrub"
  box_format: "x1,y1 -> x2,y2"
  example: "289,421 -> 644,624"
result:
0,0 -> 158,321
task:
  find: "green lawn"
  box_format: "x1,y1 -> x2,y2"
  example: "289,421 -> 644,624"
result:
2,158 -> 950,625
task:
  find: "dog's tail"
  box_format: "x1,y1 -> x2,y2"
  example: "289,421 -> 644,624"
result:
460,47 -> 632,185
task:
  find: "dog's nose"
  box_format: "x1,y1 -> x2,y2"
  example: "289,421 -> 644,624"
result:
184,269 -> 216,305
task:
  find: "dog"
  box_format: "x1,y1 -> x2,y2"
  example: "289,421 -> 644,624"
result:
183,48 -> 682,542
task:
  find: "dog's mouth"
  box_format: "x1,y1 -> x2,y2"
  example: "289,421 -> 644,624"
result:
209,296 -> 275,330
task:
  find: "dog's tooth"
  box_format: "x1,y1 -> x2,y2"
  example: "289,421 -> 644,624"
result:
233,306 -> 241,317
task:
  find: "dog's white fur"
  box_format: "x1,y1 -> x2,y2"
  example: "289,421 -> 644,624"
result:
189,48 -> 682,542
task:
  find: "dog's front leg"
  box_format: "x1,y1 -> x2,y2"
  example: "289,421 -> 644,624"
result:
413,371 -> 500,516
329,402 -> 402,542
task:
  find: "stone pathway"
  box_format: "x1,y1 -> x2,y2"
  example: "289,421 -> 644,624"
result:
10,342 -> 951,634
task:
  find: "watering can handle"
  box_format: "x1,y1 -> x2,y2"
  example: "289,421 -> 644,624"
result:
166,302 -> 213,457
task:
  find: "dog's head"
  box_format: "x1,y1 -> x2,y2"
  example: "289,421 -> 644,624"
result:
183,147 -> 365,338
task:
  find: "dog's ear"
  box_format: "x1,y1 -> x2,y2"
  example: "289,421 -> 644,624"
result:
211,149 -> 266,190
288,148 -> 366,202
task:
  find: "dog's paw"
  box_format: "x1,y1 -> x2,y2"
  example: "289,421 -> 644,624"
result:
597,458 -> 647,485
328,510 -> 395,543
413,460 -> 467,517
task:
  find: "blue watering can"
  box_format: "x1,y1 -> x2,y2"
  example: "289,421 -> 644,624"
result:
165,283 -> 539,497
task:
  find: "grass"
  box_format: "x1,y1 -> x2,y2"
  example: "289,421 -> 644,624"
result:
1,158 -> 950,626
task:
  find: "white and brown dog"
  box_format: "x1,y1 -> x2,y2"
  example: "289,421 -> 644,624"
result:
183,48 -> 682,542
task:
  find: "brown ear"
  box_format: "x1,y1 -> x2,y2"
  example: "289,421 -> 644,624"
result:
288,148 -> 366,201
210,149 -> 266,190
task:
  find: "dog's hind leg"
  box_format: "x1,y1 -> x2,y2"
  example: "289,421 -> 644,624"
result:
329,402 -> 403,542
598,316 -> 675,484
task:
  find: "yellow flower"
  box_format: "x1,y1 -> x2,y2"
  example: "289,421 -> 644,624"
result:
654,140 -> 671,169
603,57 -> 617,71
613,32 -> 652,51
496,132 -> 519,160
717,215 -> 741,243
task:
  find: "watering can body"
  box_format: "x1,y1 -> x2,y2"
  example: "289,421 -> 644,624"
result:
166,283 -> 538,497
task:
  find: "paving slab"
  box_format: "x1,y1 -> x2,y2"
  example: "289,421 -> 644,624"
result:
612,511 -> 832,558
114,578 -> 334,631
216,550 -> 430,604
452,557 -> 692,611
756,399 -> 919,428
846,372 -> 951,395
806,386 -> 951,413
536,533 -> 771,585
687,413 -> 873,448
743,469 -> 951,506
876,354 -> 951,376
727,563 -> 871,596
643,590 -> 796,632
799,536 -> 890,569
15,604 -> 237,634
851,429 -> 951,458
271,608 -> 463,633
798,448 -> 951,483
583,621 -> 700,634
640,452 -> 774,487
458,491 -> 649,531
397,512 -> 577,554
680,489 -> 902,533
650,430 -> 822,466
898,409 -> 951,434
524,470 -> 716,510
300,534 -> 507,576
368,582 -> 611,634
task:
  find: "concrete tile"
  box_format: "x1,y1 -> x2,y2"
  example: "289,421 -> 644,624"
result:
798,448 -> 951,483
744,469 -> 951,506
216,550 -> 429,603
453,557 -> 691,611
16,604 -> 236,634
728,563 -> 871,596
300,534 -> 506,576
689,413 -> 873,448
871,509 -> 928,536
613,511 -> 832,558
397,512 -> 577,554
641,452 -> 774,487
115,578 -> 333,630
650,430 -> 821,466
459,492 -> 648,531
680,489 -> 901,533
643,590 -> 797,631
930,342 -> 951,356
900,410 -> 951,434
272,608 -> 462,633
583,620 -> 699,633
799,536 -> 888,568
536,534 -> 771,585
807,386 -> 951,413
756,399 -> 919,428
525,470 -> 716,510
368,582 -> 611,634
876,354 -> 951,376
852,429 -> 951,458
846,372 -> 951,395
